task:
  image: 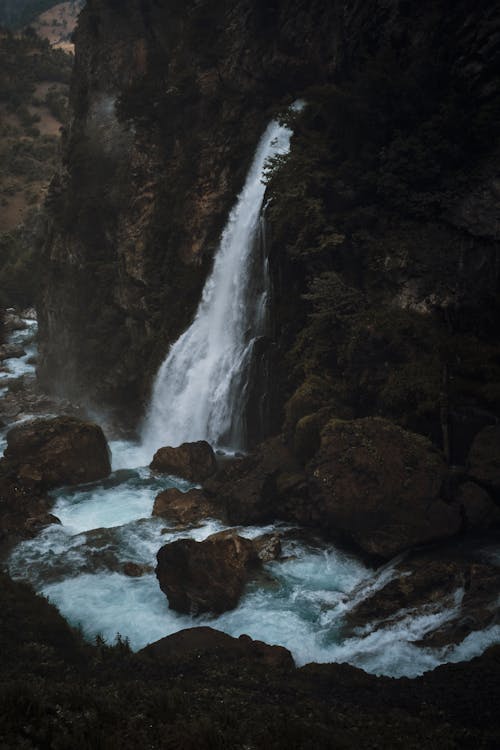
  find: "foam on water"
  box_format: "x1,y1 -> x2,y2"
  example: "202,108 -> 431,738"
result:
49,468 -> 189,532
9,462 -> 500,677
0,319 -> 37,381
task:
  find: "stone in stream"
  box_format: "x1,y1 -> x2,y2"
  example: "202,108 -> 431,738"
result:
150,440 -> 217,482
0,344 -> 26,361
156,531 -> 261,614
306,417 -> 460,559
152,487 -> 224,525
3,416 -> 111,488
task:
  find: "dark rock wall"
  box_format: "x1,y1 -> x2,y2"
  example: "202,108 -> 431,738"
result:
38,0 -> 500,444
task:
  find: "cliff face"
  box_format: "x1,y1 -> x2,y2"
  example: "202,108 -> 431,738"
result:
38,0 -> 500,445
37,0 -> 341,422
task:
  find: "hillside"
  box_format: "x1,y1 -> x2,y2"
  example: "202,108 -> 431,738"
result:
31,1 -> 84,52
0,28 -> 72,306
0,0 -> 79,30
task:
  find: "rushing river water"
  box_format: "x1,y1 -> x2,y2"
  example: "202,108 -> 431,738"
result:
6,437 -> 500,678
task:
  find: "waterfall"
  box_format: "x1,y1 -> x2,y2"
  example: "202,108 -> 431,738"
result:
141,104 -> 302,455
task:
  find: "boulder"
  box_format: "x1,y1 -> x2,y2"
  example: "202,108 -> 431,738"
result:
123,562 -> 153,577
3,312 -> 27,332
468,425 -> 500,494
203,437 -> 307,525
252,532 -> 282,562
306,417 -> 459,559
4,416 -> 111,488
207,528 -> 282,562
456,482 -> 500,531
156,532 -> 260,614
139,626 -> 293,669
150,440 -> 217,482
0,344 -> 26,361
152,487 -> 223,525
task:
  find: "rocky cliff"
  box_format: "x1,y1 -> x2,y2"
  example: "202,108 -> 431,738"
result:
38,0 -> 500,448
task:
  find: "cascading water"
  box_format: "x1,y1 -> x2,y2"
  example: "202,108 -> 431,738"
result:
141,105 -> 302,455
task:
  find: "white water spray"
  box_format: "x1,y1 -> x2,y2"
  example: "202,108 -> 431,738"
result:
141,105 -> 302,455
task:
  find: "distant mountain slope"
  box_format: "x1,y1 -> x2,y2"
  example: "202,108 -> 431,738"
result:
0,0 -> 83,31
0,28 -> 72,305
31,1 -> 84,52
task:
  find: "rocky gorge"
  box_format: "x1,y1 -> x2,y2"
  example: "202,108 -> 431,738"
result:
1,0 -> 500,746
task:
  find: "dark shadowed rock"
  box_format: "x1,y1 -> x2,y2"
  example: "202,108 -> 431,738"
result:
156,532 -> 260,614
468,425 -> 500,494
203,437 -> 306,525
457,482 -> 500,531
150,441 -> 217,482
123,562 -> 153,577
306,417 -> 459,559
4,416 -> 111,488
0,343 -> 26,361
152,487 -> 223,525
139,626 -> 294,669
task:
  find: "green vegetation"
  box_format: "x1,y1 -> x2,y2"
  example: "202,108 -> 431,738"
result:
265,53 -> 500,453
0,28 -> 72,307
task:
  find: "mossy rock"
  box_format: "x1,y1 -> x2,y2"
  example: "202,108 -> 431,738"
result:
284,374 -> 336,435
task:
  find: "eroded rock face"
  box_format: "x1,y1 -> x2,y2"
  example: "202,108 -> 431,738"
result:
306,418 -> 459,559
150,441 -> 217,482
4,416 -> 111,488
152,487 -> 223,525
156,532 -> 260,614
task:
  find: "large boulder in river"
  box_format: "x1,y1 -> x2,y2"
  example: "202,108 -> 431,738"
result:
150,440 -> 217,482
156,532 -> 260,614
4,416 -> 111,488
306,417 -> 459,559
152,487 -> 223,525
203,437 -> 307,525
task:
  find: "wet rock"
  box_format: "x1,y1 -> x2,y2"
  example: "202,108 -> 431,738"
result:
307,418 -> 459,559
0,469 -> 51,553
150,440 -> 217,482
344,552 -> 500,649
252,532 -> 282,562
156,532 -> 260,614
204,437 -> 306,525
140,626 -> 294,669
3,416 -> 111,488
123,562 -> 153,577
152,487 -> 223,525
0,344 -> 26,361
21,307 -> 37,321
468,425 -> 500,494
207,528 -> 282,562
3,312 -> 27,332
457,482 -> 500,531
